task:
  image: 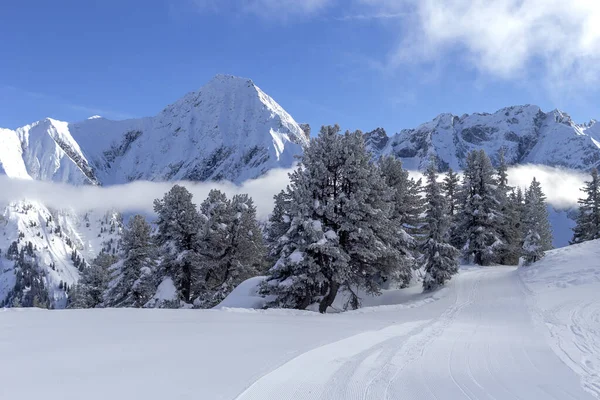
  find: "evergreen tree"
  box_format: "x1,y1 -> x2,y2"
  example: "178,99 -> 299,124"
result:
68,253 -> 112,308
196,190 -> 266,308
341,132 -> 414,300
154,185 -> 203,304
571,168 -> 600,244
265,190 -> 292,261
263,126 -> 351,311
443,167 -> 460,217
420,162 -> 460,291
495,149 -> 521,265
378,156 -> 421,272
107,215 -> 156,307
501,189 -> 525,265
522,178 -> 553,264
455,150 -> 504,265
263,126 -> 412,312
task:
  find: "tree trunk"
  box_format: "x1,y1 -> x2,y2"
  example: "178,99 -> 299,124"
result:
319,280 -> 339,314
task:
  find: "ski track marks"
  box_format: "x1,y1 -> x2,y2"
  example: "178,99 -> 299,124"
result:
234,268 -> 595,400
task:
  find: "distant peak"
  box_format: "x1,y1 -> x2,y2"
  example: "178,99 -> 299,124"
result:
88,115 -> 103,120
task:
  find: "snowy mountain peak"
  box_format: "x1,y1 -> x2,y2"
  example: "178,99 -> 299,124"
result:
2,74 -> 307,186
376,104 -> 600,171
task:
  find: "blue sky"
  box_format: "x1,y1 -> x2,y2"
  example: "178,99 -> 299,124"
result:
2,0 -> 600,134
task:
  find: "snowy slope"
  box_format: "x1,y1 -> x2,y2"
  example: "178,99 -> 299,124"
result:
1,263 -> 596,399
0,201 -> 122,307
15,118 -> 98,184
521,240 -> 600,398
376,105 -> 600,171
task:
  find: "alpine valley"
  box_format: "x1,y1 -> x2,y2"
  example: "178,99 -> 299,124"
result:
1,74 -> 599,308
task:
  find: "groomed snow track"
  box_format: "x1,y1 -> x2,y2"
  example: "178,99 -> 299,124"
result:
235,268 -> 595,400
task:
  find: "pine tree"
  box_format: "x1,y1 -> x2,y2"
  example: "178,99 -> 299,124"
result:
154,185 -> 203,304
196,190 -> 266,308
341,132 -> 414,300
107,215 -> 156,307
263,126 -> 412,312
501,189 -> 525,265
263,126 -> 351,311
522,178 -> 553,264
495,149 -> 520,265
571,168 -> 600,244
455,150 -> 504,265
421,162 -> 460,291
265,190 -> 292,261
378,156 -> 420,273
443,167 -> 460,217
67,253 -> 112,308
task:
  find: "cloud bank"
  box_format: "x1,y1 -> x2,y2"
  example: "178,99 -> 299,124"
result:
0,165 -> 588,221
0,168 -> 293,220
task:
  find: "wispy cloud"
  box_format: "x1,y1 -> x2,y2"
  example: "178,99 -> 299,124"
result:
1,85 -> 134,121
0,168 -> 295,219
334,12 -> 405,21
357,0 -> 600,90
187,0 -> 334,20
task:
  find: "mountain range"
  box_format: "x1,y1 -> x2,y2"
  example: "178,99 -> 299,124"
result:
1,73 -> 599,307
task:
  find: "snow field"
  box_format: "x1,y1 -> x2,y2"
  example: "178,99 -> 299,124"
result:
1,241 -> 599,399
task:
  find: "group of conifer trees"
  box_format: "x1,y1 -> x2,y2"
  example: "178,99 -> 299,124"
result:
67,125 -> 556,312
259,126 -> 553,312
68,187 -> 266,309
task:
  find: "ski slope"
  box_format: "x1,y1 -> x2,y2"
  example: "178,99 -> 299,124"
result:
1,247 -> 599,399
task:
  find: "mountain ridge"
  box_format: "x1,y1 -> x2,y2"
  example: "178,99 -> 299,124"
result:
370,104 -> 600,171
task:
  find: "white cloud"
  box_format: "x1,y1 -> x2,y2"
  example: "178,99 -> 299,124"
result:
360,0 -> 600,88
0,168 -> 294,220
506,164 -> 587,209
0,164 -> 585,224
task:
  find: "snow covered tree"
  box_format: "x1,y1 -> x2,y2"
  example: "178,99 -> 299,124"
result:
263,127 -> 351,311
378,155 -> 421,271
263,126 -> 412,312
154,185 -> 203,304
68,252 -> 114,308
196,190 -> 266,308
500,188 -> 525,265
340,132 -> 414,298
265,190 -> 292,261
443,167 -> 460,217
495,149 -> 521,265
107,215 -> 156,307
522,178 -> 553,264
455,150 -> 504,265
420,162 -> 459,291
571,168 -> 600,244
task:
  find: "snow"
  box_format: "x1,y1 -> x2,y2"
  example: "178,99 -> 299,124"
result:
520,239 -> 600,397
2,254 -> 598,399
145,277 -> 177,307
288,249 -> 305,264
216,276 -> 272,309
378,104 -> 600,172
